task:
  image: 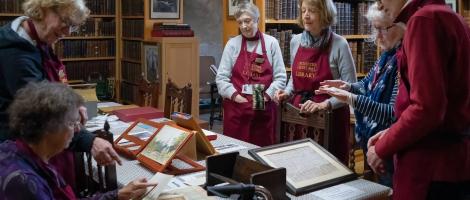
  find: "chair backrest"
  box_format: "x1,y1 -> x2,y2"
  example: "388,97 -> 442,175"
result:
280,103 -> 333,149
136,77 -> 159,107
209,64 -> 218,76
74,124 -> 117,197
164,79 -> 192,118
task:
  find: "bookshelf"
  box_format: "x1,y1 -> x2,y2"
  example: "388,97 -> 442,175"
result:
57,0 -> 118,100
222,0 -> 378,79
119,0 -> 200,116
459,0 -> 470,27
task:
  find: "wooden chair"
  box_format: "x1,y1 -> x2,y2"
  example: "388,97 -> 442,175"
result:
164,79 -> 192,118
136,76 -> 159,107
74,123 -> 117,197
280,103 -> 334,149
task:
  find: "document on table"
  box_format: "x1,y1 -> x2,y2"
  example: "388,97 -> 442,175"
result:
214,143 -> 247,154
142,173 -> 174,200
312,184 -> 364,200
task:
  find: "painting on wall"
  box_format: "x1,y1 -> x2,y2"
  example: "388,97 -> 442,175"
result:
151,0 -> 181,19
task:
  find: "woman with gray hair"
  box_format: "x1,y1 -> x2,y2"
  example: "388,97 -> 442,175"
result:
274,0 -> 356,164
316,2 -> 403,186
0,0 -> 120,191
0,82 -> 157,199
216,2 -> 287,146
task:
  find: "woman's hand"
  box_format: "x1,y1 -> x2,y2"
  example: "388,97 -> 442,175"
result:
299,100 -> 330,114
274,90 -> 289,104
315,86 -> 352,103
118,178 -> 158,200
234,94 -> 248,103
320,80 -> 350,91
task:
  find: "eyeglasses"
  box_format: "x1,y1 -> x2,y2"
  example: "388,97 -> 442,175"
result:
67,119 -> 81,130
375,24 -> 395,35
53,9 -> 81,33
237,17 -> 254,27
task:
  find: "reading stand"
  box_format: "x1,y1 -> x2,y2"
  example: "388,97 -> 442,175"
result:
206,152 -> 290,200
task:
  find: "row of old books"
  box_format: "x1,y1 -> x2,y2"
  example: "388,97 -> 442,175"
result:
349,41 -> 377,75
122,40 -> 142,61
463,9 -> 470,27
122,19 -> 145,38
151,23 -> 194,37
0,0 -> 25,14
332,2 -> 354,35
121,0 -> 144,16
55,39 -> 115,58
86,0 -> 115,15
332,2 -> 374,35
266,28 -> 293,67
265,0 -> 299,20
121,61 -> 142,84
70,18 -> 116,37
65,60 -> 115,81
121,81 -> 138,103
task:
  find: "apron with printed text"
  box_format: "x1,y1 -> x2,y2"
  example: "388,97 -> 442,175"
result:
283,34 -> 350,164
223,32 -> 276,147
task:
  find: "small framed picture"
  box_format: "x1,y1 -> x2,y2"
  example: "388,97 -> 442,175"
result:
227,0 -> 255,18
143,42 -> 160,83
249,138 -> 356,195
445,0 -> 457,12
150,0 -> 181,19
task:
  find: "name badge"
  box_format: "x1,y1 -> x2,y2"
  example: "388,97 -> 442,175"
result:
241,84 -> 253,95
255,57 -> 264,64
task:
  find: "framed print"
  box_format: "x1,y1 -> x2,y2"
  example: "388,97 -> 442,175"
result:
445,0 -> 457,12
150,0 -> 181,19
114,119 -> 164,159
137,124 -> 194,172
249,138 -> 356,195
143,42 -> 161,83
227,0 -> 255,18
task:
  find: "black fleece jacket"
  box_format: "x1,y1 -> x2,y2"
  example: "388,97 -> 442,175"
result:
0,22 -> 95,152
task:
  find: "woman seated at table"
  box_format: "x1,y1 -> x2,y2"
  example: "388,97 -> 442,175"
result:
0,82 -> 156,199
316,2 -> 404,186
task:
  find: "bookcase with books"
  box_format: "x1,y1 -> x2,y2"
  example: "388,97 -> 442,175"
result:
223,0 -> 378,79
120,0 -> 200,116
57,0 -> 118,100
0,0 -> 118,99
459,0 -> 470,26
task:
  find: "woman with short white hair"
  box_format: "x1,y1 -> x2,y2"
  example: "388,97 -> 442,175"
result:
317,2 -> 404,186
216,2 -> 287,147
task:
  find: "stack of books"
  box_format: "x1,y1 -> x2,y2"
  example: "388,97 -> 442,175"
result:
151,23 -> 194,37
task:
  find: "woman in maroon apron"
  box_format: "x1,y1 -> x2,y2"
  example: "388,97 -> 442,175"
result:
274,0 -> 357,164
216,2 -> 287,147
0,0 -> 121,194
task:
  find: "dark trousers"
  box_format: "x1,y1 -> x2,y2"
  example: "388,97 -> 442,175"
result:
427,181 -> 470,200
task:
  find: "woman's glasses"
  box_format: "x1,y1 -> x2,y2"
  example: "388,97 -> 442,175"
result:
375,24 -> 395,35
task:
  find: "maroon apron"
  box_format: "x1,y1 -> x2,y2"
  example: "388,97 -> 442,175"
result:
223,32 -> 276,147
285,34 -> 350,164
27,19 -> 76,189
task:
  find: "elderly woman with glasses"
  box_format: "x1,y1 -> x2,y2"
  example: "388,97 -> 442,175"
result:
367,0 -> 470,199
316,2 -> 404,186
0,0 -> 120,191
0,82 -> 157,199
216,2 -> 286,147
273,0 -> 356,164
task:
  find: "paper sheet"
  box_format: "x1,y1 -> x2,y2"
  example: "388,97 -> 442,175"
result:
143,173 -> 174,200
312,184 -> 364,200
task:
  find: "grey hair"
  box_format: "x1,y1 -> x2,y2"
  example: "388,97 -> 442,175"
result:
234,2 -> 260,22
23,0 -> 90,25
8,81 -> 84,144
365,2 -> 391,43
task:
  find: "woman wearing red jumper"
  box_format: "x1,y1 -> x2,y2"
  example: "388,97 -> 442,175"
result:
367,0 -> 470,199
